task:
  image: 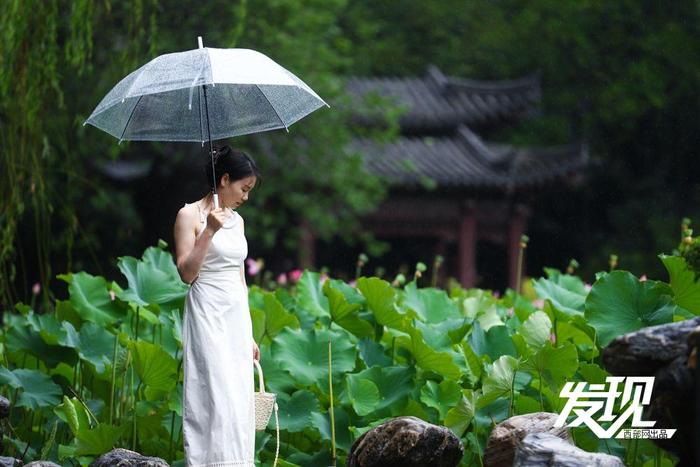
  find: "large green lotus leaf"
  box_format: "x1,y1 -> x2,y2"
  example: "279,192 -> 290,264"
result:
404,328 -> 461,380
345,374 -> 380,416
519,311 -> 552,351
578,362 -> 610,384
521,342 -> 578,387
26,312 -> 65,345
415,318 -> 467,351
309,407 -> 351,452
4,318 -> 77,368
347,366 -> 414,415
257,346 -> 297,394
54,396 -> 91,436
262,292 -> 300,338
0,367 -> 62,410
324,281 -> 373,338
420,380 -> 462,420
660,255 -> 700,314
468,322 -> 516,361
357,277 -> 409,331
533,277 -> 586,318
56,299 -> 82,329
458,342 -> 482,387
130,340 -> 177,398
142,246 -> 182,281
271,328 -> 357,387
358,338 -> 392,367
297,270 -> 330,318
402,282 -> 461,323
251,307 -> 266,343
328,278 -> 365,305
117,251 -> 188,308
479,355 -> 519,406
444,389 -> 477,437
585,271 -> 676,347
556,321 -> 598,360
276,389 -> 319,432
75,423 -> 125,456
60,322 -> 115,375
58,272 -> 125,327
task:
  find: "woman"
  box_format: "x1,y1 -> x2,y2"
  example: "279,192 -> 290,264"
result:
173,145 -> 261,466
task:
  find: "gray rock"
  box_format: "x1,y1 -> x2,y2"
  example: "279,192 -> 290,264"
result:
603,320 -> 699,466
602,317 -> 700,376
513,432 -> 624,467
89,449 -> 169,467
0,396 -> 9,419
347,416 -> 463,467
0,457 -> 22,467
24,462 -> 61,467
483,412 -> 571,467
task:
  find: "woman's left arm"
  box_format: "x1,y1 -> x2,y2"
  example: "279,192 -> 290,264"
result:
239,217 -> 248,293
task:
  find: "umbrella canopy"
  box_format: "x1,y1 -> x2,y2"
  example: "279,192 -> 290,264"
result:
85,46 -> 328,142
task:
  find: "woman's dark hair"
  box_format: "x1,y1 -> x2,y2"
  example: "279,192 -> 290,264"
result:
204,145 -> 262,190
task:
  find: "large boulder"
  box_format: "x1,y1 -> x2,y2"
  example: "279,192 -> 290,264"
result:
602,318 -> 699,466
602,317 -> 700,376
483,412 -> 571,467
89,449 -> 168,467
347,416 -> 463,467
0,457 -> 22,467
513,432 -> 623,467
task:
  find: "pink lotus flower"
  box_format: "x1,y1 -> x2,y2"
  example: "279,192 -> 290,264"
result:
320,273 -> 329,285
349,279 -> 357,288
549,332 -> 557,344
32,282 -> 41,295
276,273 -> 288,285
639,274 -> 648,282
246,258 -> 261,276
289,269 -> 303,283
532,299 -> 545,309
584,283 -> 592,292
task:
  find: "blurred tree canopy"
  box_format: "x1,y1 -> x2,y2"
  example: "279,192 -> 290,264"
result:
1,0 -> 699,308
340,0 -> 700,278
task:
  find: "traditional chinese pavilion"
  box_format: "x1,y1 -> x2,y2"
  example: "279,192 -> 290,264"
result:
310,66 -> 587,289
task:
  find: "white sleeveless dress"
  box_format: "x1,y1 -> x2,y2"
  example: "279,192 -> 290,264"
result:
182,203 -> 255,467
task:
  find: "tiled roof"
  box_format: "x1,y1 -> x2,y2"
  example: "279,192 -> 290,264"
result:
346,65 -> 540,132
354,126 -> 588,190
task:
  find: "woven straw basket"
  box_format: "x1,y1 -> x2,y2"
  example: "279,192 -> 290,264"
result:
254,359 -> 276,431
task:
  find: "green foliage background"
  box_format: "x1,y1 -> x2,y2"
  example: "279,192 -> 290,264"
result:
2,0 -> 700,308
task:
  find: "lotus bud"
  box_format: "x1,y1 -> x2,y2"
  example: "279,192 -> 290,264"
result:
519,234 -> 529,249
609,254 -> 618,270
392,273 -> 406,287
566,259 -> 579,274
32,282 -> 41,296
276,273 -> 287,285
357,253 -> 368,267
289,269 -> 303,283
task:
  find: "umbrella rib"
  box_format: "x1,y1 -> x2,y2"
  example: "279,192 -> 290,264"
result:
119,95 -> 143,143
254,85 -> 288,132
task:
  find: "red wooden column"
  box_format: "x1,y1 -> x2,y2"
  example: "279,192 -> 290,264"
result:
507,205 -> 529,290
458,201 -> 477,288
299,219 -> 316,270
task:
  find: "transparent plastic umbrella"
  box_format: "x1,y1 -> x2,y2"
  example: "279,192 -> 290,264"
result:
85,37 -> 329,207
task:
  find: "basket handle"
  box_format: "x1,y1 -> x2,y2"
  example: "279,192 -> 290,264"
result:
253,359 -> 265,393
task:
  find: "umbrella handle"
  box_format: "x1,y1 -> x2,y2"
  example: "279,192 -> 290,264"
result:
213,193 -> 219,209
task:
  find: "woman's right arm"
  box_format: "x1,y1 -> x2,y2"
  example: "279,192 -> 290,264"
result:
173,207 -> 215,284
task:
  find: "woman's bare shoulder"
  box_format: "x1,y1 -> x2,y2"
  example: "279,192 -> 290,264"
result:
174,203 -> 200,233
